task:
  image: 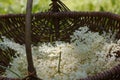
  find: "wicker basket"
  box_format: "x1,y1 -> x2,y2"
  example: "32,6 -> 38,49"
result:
0,0 -> 120,80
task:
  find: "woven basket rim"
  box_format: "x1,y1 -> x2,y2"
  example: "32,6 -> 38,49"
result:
0,11 -> 120,19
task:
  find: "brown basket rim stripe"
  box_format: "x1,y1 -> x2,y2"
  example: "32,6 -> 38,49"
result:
80,64 -> 120,80
0,12 -> 120,20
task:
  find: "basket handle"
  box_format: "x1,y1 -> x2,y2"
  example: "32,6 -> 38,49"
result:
50,0 -> 70,12
25,0 -> 37,78
24,0 -> 69,79
24,0 -> 61,79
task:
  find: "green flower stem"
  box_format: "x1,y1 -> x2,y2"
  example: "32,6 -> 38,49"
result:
58,51 -> 61,73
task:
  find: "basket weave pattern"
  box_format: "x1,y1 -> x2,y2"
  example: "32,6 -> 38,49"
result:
0,0 -> 120,80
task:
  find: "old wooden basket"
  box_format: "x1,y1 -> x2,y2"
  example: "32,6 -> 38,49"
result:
0,0 -> 120,80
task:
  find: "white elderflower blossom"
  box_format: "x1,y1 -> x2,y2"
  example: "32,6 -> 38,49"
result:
0,26 -> 120,80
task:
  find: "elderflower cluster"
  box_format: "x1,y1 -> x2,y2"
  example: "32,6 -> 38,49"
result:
0,26 -> 120,80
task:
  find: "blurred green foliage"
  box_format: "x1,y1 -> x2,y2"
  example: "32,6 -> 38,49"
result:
0,0 -> 120,14
63,0 -> 120,14
0,0 -> 50,14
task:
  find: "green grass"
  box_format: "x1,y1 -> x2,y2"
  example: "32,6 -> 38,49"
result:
0,0 -> 120,14
62,0 -> 120,14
